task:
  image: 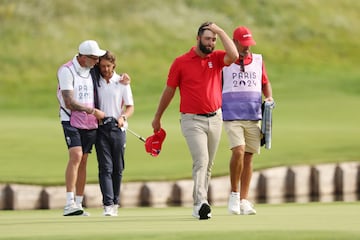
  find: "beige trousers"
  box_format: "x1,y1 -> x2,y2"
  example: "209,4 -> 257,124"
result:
180,109 -> 223,205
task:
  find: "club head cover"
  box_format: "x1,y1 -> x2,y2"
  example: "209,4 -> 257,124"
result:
145,128 -> 166,157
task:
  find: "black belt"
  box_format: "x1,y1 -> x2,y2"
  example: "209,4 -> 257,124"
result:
196,112 -> 217,118
99,117 -> 118,126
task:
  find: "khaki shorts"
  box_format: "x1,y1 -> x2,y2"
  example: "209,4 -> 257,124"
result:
223,120 -> 261,154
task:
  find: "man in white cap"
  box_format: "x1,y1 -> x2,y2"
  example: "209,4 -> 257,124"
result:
57,40 -> 106,216
222,26 -> 273,215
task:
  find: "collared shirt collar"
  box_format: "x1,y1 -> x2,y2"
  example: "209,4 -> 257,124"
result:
235,53 -> 253,65
100,71 -> 118,84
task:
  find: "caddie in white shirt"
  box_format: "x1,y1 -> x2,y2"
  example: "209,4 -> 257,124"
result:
57,40 -> 106,216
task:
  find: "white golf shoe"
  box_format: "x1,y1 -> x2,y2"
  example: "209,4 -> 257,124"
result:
63,203 -> 83,216
240,199 -> 256,215
103,205 -> 115,216
76,204 -> 90,216
228,192 -> 240,215
112,204 -> 119,216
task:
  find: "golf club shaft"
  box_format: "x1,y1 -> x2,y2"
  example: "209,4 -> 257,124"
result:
127,128 -> 146,142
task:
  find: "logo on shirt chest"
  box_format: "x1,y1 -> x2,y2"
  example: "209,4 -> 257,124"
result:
230,71 -> 260,90
232,71 -> 257,80
77,84 -> 92,100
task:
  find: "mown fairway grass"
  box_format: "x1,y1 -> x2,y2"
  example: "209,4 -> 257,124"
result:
0,86 -> 359,185
0,202 -> 359,240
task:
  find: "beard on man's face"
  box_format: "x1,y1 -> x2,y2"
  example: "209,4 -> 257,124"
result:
198,40 -> 214,54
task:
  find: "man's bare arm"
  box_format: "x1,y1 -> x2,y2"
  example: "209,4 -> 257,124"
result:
152,86 -> 176,132
62,90 -> 94,114
263,82 -> 273,102
206,23 -> 238,65
62,90 -> 105,119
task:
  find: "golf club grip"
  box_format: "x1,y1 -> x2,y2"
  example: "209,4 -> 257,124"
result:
139,136 -> 146,142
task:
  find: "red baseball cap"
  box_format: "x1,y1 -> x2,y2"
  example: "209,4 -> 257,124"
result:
145,128 -> 166,157
233,26 -> 256,46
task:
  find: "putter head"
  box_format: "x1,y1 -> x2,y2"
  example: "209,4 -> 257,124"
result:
145,128 -> 166,157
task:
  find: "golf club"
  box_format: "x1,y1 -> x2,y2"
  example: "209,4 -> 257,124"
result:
127,128 -> 146,142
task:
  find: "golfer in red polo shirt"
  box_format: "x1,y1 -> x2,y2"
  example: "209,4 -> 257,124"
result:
152,22 -> 238,220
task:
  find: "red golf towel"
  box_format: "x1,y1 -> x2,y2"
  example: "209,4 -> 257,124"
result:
145,128 -> 166,157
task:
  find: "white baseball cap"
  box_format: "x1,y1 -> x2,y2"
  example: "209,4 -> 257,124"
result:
78,40 -> 106,57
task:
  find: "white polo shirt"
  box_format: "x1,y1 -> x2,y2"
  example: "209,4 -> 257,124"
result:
97,71 -> 134,119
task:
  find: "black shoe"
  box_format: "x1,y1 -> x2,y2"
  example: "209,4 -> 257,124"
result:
199,203 -> 211,220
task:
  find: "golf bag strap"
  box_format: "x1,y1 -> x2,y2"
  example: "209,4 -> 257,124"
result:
90,65 -> 100,109
60,106 -> 71,117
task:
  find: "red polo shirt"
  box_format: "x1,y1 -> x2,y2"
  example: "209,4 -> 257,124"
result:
167,47 -> 227,114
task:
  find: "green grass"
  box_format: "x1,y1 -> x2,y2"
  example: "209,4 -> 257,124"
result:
0,64 -> 359,185
0,202 -> 359,240
0,0 -> 359,185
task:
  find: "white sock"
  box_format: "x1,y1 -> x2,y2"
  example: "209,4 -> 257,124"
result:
66,192 -> 75,205
75,195 -> 83,207
231,192 -> 240,197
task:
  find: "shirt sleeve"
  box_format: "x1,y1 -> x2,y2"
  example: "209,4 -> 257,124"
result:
58,67 -> 74,90
216,50 -> 227,67
166,58 -> 180,88
122,85 -> 134,106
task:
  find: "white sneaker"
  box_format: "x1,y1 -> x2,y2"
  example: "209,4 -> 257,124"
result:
192,202 -> 211,220
240,199 -> 256,215
63,203 -> 83,216
112,204 -> 119,216
81,211 -> 91,216
103,205 -> 114,216
76,204 -> 90,216
228,193 -> 240,215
